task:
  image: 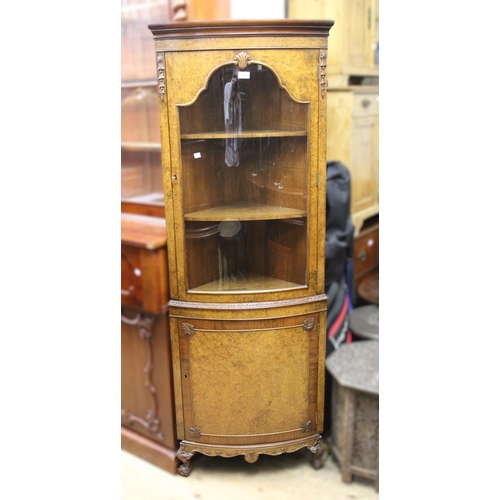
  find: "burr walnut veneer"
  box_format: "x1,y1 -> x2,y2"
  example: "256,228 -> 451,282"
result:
148,20 -> 334,476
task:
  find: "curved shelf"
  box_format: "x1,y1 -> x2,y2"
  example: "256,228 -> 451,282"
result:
180,130 -> 307,140
190,272 -> 303,293
184,202 -> 307,221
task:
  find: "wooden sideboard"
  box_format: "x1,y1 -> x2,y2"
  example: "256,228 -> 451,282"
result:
121,212 -> 178,473
353,215 -> 379,306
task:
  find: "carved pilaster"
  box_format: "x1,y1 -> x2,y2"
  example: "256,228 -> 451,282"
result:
319,51 -> 327,97
121,311 -> 165,441
156,55 -> 165,102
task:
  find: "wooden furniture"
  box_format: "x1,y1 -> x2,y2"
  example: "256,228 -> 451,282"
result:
148,20 -> 333,476
121,1 -> 234,474
353,216 -> 379,305
121,213 -> 178,473
121,0 -> 230,215
287,0 -> 379,235
325,340 -> 379,491
348,304 -> 379,340
288,0 -> 379,86
326,87 -> 379,234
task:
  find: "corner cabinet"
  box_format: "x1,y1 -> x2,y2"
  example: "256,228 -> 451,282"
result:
148,20 -> 333,476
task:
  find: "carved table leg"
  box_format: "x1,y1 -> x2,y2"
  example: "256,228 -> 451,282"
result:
177,444 -> 194,477
341,390 -> 355,483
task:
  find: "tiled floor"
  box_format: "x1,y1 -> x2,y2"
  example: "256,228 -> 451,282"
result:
121,442 -> 379,500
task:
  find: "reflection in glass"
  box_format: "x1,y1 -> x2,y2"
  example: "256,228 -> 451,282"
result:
224,67 -> 242,166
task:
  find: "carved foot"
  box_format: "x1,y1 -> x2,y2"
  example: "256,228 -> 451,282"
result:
309,436 -> 327,469
177,461 -> 192,477
177,444 -> 194,477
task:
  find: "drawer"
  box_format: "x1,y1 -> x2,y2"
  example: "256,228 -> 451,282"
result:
352,93 -> 379,117
121,213 -> 169,314
353,224 -> 379,278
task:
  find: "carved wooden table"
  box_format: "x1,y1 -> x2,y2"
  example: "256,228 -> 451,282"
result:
325,340 -> 379,491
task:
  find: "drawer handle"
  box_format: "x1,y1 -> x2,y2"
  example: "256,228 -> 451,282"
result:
361,99 -> 371,108
357,250 -> 367,262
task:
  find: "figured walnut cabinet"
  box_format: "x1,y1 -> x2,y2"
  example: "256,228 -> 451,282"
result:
148,20 -> 333,476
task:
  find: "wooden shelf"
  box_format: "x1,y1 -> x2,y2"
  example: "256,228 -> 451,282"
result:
122,141 -> 161,151
190,271 -> 303,293
180,130 -> 307,140
184,201 -> 307,221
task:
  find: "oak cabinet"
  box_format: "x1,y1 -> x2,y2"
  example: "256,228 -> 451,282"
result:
326,87 -> 379,234
288,0 -> 378,85
148,20 -> 333,475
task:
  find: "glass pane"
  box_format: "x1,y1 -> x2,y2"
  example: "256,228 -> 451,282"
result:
179,64 -> 309,293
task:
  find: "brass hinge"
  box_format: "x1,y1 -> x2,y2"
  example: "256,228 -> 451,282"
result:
316,171 -> 319,187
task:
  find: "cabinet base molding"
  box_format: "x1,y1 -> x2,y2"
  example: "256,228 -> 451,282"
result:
176,434 -> 323,477
121,426 -> 178,474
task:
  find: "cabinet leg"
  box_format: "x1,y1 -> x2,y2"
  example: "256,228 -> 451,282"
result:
176,444 -> 194,477
309,435 -> 327,469
178,460 -> 192,477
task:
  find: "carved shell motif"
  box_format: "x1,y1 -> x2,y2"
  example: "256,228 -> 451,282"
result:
234,52 -> 251,70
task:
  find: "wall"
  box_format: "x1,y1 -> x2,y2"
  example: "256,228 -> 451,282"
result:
230,0 -> 285,19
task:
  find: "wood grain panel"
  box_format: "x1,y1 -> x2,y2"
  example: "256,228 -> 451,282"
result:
175,313 -> 320,446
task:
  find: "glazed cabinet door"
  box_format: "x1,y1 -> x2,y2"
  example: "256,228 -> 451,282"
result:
157,47 -> 324,302
171,313 -> 321,446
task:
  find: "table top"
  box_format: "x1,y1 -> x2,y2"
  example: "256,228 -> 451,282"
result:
121,213 -> 167,250
325,340 -> 379,395
349,305 -> 379,340
357,273 -> 379,305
